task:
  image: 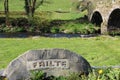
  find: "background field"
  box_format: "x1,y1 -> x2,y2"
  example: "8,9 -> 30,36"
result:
0,0 -> 86,20
0,0 -> 77,11
0,36 -> 120,69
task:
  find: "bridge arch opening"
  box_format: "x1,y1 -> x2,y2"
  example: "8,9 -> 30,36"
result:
90,11 -> 103,33
108,8 -> 120,34
91,11 -> 103,26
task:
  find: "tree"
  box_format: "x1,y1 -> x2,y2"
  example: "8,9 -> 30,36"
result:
4,0 -> 9,26
77,0 -> 94,17
24,0 -> 44,21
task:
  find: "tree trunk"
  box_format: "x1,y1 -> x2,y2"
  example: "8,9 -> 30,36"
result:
4,0 -> 9,26
28,0 -> 33,21
32,0 -> 36,17
24,0 -> 44,25
25,0 -> 44,18
25,0 -> 35,22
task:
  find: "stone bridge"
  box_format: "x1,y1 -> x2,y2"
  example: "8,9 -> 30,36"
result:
80,0 -> 120,34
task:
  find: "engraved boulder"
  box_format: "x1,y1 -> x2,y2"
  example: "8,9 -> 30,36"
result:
3,48 -> 92,80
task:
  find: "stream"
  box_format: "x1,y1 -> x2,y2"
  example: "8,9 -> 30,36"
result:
0,33 -> 99,38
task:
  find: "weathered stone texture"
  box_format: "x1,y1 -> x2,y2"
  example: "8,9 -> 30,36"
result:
3,48 -> 91,80
80,0 -> 120,34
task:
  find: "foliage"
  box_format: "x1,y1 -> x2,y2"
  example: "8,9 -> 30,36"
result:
57,22 -> 100,34
0,16 -> 51,33
30,70 -> 45,80
109,30 -> 120,36
29,70 -> 67,80
0,16 -> 100,34
24,0 -> 44,21
0,17 -> 28,26
65,73 -> 81,80
0,17 -> 5,24
90,68 -> 120,80
0,68 -> 119,80
30,16 -> 50,33
0,77 -> 2,80
27,68 -> 120,80
50,27 -> 59,33
2,27 -> 25,33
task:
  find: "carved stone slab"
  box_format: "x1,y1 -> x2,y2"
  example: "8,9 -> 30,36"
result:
3,48 -> 91,80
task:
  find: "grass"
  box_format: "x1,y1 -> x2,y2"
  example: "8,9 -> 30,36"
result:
0,0 -> 86,20
51,11 -> 86,20
0,0 -> 25,11
0,36 -> 120,69
37,0 -> 72,11
28,68 -> 120,80
0,0 -> 76,11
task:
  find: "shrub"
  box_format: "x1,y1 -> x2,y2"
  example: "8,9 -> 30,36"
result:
2,26 -> 25,33
0,16 -> 100,34
90,68 -> 120,80
109,30 -> 120,36
0,24 -> 5,32
66,73 -> 82,80
26,26 -> 36,33
30,16 -> 50,33
16,17 -> 29,26
0,17 -> 5,25
59,22 -> 99,34
30,70 -> 45,80
0,16 -> 51,33
29,70 -> 67,80
9,17 -> 29,27
28,68 -> 120,80
50,27 -> 60,33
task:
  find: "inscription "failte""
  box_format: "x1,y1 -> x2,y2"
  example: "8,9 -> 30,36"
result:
27,59 -> 69,70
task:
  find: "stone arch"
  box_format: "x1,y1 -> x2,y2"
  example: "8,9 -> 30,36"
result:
108,8 -> 120,33
90,11 -> 103,26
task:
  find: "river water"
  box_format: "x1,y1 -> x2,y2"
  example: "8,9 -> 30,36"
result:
0,33 -> 99,38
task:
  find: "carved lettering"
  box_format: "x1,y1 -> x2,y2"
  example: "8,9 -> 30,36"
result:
62,61 -> 67,67
55,61 -> 61,66
46,61 -> 48,66
39,61 -> 45,67
33,62 -> 37,68
27,59 -> 69,70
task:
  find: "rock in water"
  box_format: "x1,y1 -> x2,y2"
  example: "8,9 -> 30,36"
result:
3,48 -> 92,80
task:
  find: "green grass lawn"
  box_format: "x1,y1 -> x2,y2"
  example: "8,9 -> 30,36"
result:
0,0 -> 76,11
0,0 -> 86,20
0,36 -> 120,69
